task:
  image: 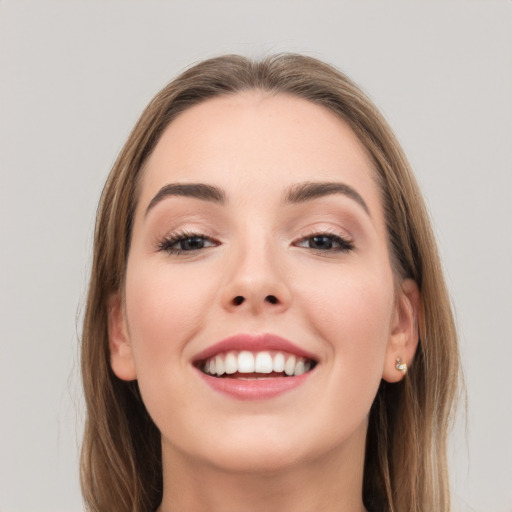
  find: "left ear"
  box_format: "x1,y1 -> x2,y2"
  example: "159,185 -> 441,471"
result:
382,278 -> 421,383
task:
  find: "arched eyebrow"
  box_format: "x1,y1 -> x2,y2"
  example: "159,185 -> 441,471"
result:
145,183 -> 225,216
145,180 -> 369,217
284,181 -> 370,215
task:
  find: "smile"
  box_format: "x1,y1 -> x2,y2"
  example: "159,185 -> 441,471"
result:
199,350 -> 316,378
193,333 -> 319,399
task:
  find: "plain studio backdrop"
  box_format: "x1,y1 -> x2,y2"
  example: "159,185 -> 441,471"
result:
0,1 -> 511,511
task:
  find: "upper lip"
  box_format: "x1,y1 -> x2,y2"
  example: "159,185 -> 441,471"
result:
192,333 -> 318,364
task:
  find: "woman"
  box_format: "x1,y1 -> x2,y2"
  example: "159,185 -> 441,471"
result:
80,54 -> 460,512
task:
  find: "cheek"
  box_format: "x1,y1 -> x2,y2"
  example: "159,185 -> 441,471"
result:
123,260 -> 215,370
298,262 -> 395,391
122,260 -> 220,431
303,262 -> 394,338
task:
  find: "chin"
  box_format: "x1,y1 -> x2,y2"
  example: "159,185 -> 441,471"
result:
199,442 -> 310,474
166,419 -> 348,475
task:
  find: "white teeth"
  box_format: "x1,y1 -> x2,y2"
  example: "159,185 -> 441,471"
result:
215,355 -> 225,376
238,351 -> 255,373
255,351 -> 273,373
201,350 -> 315,377
284,355 -> 296,376
294,360 -> 306,376
225,352 -> 237,374
273,352 -> 285,372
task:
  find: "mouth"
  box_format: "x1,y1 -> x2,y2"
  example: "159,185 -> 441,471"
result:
192,334 -> 319,399
196,350 -> 318,379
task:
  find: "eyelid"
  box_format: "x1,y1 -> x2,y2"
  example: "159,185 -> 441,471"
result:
156,229 -> 220,255
292,228 -> 355,253
293,226 -> 353,242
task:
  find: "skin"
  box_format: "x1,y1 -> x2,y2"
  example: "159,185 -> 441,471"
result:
109,92 -> 419,512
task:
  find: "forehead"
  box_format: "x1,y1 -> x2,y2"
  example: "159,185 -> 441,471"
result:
139,92 -> 382,215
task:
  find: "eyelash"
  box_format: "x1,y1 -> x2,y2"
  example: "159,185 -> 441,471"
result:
157,230 -> 354,255
293,231 -> 354,253
157,230 -> 219,255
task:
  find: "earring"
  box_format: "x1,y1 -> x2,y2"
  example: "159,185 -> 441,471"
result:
395,357 -> 408,374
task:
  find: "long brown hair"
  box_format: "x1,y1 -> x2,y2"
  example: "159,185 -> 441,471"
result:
80,54 -> 460,512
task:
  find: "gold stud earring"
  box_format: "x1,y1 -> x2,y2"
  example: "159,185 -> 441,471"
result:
395,357 -> 408,374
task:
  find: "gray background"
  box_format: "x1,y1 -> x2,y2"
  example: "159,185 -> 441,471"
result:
1,1 -> 511,511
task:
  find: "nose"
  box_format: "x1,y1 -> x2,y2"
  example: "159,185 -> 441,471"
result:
220,241 -> 292,315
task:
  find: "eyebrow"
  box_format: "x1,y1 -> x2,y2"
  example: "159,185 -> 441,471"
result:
145,183 -> 225,216
144,180 -> 369,217
285,181 -> 370,215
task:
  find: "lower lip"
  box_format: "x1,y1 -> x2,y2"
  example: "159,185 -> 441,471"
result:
196,369 -> 313,400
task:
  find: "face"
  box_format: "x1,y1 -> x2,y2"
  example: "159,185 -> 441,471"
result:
109,92 -> 418,473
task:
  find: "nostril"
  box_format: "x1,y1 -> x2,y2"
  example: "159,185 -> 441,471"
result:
232,296 -> 245,306
265,295 -> 278,304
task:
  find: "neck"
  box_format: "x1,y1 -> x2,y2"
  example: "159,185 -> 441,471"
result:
157,427 -> 368,512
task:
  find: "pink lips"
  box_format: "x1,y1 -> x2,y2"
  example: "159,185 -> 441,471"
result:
193,333 -> 317,362
193,333 -> 317,400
